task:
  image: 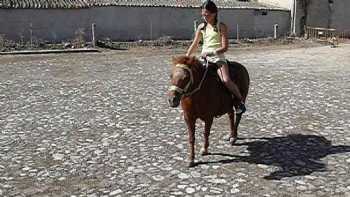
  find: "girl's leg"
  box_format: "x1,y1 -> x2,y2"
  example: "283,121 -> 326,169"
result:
217,63 -> 243,101
217,63 -> 246,114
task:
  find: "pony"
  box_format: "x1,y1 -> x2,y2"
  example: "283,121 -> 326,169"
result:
168,55 -> 250,167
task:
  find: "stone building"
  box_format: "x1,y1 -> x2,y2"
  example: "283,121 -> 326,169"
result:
257,0 -> 350,36
0,0 -> 290,42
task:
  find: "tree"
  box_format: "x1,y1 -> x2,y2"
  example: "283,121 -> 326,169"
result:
299,0 -> 311,36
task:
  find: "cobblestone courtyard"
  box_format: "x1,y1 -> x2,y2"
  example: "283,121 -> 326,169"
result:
1,43 -> 350,196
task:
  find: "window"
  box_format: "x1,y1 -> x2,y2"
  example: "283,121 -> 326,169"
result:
254,9 -> 268,16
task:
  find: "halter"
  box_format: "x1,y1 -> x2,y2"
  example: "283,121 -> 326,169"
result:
169,64 -> 194,95
169,60 -> 209,97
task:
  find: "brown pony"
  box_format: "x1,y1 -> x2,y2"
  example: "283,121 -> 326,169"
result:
168,55 -> 250,167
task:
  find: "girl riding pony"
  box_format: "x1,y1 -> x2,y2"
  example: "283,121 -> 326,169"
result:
186,0 -> 246,114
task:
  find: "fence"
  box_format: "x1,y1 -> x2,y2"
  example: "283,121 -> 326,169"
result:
304,26 -> 337,40
337,29 -> 350,39
304,26 -> 350,47
305,26 -> 350,40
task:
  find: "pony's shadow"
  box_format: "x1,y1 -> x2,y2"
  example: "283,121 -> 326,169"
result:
198,134 -> 350,180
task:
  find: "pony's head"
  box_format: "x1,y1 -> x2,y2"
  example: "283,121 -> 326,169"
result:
168,55 -> 200,107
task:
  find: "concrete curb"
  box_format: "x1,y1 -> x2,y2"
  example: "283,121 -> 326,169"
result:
0,48 -> 100,55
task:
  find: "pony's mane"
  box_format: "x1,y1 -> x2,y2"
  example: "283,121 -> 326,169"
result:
172,55 -> 202,71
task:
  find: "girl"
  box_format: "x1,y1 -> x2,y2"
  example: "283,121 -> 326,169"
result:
186,0 -> 246,114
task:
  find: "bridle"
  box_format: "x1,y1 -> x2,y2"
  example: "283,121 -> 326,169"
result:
169,59 -> 209,97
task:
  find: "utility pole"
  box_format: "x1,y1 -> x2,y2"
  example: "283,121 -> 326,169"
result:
291,0 -> 297,36
92,23 -> 96,47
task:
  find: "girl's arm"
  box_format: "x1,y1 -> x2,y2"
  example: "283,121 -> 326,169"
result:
186,23 -> 204,56
215,23 -> 229,54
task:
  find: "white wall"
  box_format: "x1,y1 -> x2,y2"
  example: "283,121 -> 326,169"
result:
0,8 -> 92,41
257,0 -> 292,9
91,7 -> 199,41
0,6 -> 290,42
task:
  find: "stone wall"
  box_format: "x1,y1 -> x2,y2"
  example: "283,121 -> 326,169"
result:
306,0 -> 350,33
258,0 -> 350,36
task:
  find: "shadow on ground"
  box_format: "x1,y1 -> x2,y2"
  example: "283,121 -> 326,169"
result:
198,134 -> 350,180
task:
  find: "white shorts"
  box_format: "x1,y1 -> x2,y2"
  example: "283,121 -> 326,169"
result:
204,52 -> 227,67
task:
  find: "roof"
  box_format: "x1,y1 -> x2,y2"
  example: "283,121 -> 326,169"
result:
0,0 -> 287,10
0,0 -> 89,8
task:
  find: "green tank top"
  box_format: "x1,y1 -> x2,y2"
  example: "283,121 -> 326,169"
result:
201,23 -> 221,53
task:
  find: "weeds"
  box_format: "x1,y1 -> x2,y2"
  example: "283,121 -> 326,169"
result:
72,28 -> 86,48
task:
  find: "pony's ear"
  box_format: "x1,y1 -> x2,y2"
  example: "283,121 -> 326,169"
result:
171,56 -> 179,65
178,55 -> 198,67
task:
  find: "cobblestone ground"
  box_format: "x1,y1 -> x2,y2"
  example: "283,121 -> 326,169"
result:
0,43 -> 350,197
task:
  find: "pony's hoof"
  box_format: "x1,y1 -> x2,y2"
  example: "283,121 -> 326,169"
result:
229,137 -> 237,145
188,161 -> 196,168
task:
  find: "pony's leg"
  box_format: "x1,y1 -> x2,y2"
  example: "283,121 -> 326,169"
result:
200,118 -> 213,156
228,112 -> 238,145
185,116 -> 196,167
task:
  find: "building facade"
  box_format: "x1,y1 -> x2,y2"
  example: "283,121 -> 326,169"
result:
0,0 -> 290,42
258,0 -> 350,36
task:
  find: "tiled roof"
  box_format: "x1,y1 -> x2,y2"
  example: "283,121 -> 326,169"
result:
0,0 -> 90,8
0,0 -> 286,10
